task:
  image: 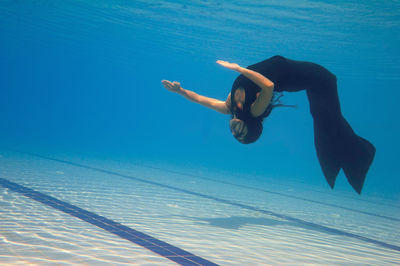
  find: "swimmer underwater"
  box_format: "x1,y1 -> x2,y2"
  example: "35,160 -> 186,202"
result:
161,55 -> 376,194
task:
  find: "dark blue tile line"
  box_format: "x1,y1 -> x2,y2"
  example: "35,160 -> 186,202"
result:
138,164 -> 400,222
3,147 -> 399,220
4,152 -> 399,253
0,178 -> 219,266
4,152 -> 400,254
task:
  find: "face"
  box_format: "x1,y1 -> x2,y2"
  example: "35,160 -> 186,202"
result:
230,118 -> 248,141
234,87 -> 245,110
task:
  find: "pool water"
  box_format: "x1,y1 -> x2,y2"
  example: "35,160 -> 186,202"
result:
1,0 -> 399,265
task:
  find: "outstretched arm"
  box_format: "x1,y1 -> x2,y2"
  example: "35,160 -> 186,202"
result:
217,60 -> 274,117
161,80 -> 231,115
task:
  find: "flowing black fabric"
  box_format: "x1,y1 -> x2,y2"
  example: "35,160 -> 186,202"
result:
231,55 -> 376,194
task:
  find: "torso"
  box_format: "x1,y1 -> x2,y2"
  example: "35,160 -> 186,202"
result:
230,55 -> 335,120
230,55 -> 289,120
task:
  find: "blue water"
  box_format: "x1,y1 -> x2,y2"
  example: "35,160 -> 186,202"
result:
0,0 -> 399,263
2,0 -> 398,197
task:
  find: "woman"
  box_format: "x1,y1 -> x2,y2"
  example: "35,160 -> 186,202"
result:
161,55 -> 375,194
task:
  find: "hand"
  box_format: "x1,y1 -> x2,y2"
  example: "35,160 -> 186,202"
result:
216,60 -> 240,71
230,118 -> 247,140
161,80 -> 182,93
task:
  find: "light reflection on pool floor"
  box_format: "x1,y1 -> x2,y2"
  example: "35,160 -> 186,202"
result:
1,150 -> 399,265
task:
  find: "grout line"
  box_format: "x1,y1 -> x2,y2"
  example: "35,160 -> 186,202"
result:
1,150 -> 399,253
135,163 -> 400,222
3,147 -> 399,219
0,178 -> 219,266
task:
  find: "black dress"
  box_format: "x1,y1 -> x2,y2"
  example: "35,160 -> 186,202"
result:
231,55 -> 376,194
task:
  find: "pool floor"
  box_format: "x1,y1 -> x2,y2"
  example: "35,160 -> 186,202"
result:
1,149 -> 399,265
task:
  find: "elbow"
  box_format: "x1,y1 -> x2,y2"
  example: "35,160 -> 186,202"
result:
224,102 -> 231,114
261,83 -> 274,92
269,83 -> 274,90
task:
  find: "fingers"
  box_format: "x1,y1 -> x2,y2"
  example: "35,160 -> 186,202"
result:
161,80 -> 171,88
237,121 -> 244,134
161,80 -> 173,90
161,80 -> 170,86
161,80 -> 180,91
161,80 -> 179,86
231,119 -> 244,136
216,60 -> 228,66
217,60 -> 239,71
161,80 -> 172,85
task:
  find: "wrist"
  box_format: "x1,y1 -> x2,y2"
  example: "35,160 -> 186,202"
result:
177,87 -> 185,95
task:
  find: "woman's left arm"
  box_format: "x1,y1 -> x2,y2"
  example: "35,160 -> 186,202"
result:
217,60 -> 274,117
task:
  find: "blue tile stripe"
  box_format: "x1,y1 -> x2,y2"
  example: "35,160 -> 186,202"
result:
10,153 -> 400,254
141,165 -> 400,222
4,148 -> 399,221
1,150 -> 400,254
0,178 -> 218,266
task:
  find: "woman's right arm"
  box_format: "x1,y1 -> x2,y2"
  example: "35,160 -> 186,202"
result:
216,60 -> 274,117
161,80 -> 231,115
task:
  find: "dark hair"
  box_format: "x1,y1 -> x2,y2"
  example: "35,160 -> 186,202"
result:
262,92 -> 296,118
232,92 -> 296,144
237,118 -> 263,144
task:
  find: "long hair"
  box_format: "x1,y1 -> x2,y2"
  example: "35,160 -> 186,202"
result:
233,92 -> 296,144
261,92 -> 296,119
237,118 -> 263,144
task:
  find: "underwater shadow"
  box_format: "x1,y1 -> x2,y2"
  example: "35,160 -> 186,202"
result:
193,215 -> 335,235
200,216 -> 283,230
